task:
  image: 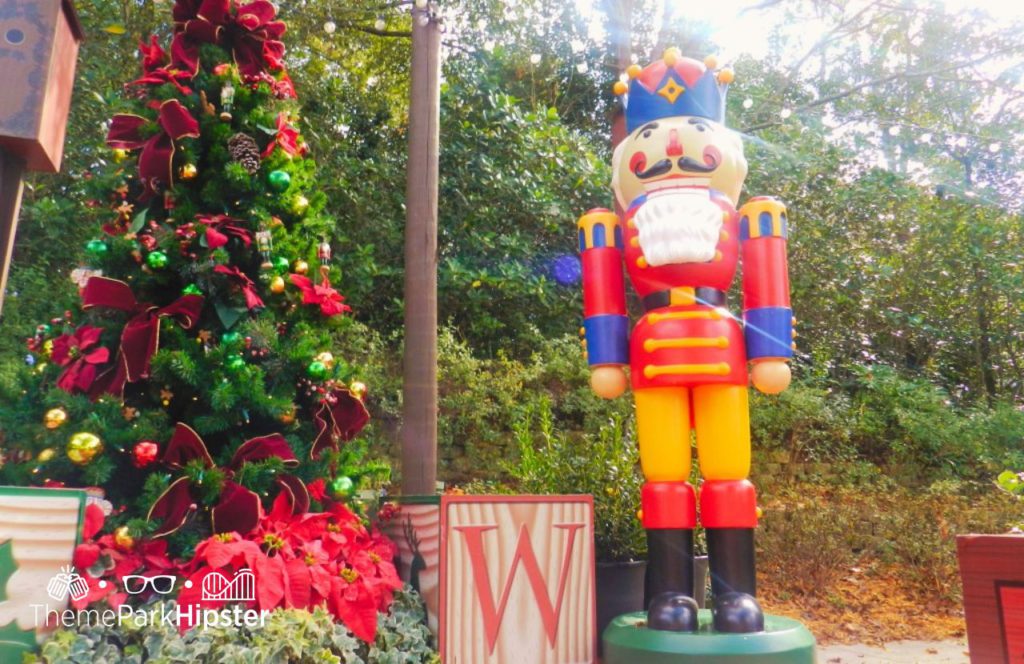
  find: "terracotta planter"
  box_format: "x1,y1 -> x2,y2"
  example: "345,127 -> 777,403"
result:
957,534 -> 1024,663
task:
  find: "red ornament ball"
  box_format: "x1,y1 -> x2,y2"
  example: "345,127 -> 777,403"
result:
132,441 -> 160,468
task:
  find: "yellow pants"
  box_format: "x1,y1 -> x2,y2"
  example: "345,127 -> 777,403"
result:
634,385 -> 750,483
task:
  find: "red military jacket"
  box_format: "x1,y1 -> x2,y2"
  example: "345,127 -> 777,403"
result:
578,189 -> 794,390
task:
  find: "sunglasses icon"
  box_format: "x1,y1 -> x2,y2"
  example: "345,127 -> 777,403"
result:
122,574 -> 176,595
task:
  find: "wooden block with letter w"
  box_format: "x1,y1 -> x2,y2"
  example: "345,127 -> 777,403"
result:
439,495 -> 595,664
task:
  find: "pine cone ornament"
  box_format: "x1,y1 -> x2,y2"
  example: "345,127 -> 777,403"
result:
228,133 -> 261,175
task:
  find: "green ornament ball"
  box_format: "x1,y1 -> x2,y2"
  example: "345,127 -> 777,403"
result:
221,331 -> 241,345
268,170 -> 291,192
307,360 -> 329,381
273,256 -> 291,274
331,475 -> 355,498
146,250 -> 169,270
85,239 -> 108,256
226,354 -> 246,371
182,283 -> 202,296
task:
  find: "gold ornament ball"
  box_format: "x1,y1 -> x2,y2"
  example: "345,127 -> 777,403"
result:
38,448 -> 57,463
44,407 -> 68,429
293,259 -> 309,275
270,275 -> 286,294
612,80 -> 628,95
67,432 -> 104,466
315,351 -> 335,369
42,339 -> 54,358
703,55 -> 719,70
112,148 -> 129,163
626,64 -> 642,79
717,67 -> 735,84
350,381 -> 367,399
114,526 -> 135,550
279,408 -> 297,425
292,195 -> 310,215
179,163 -> 198,181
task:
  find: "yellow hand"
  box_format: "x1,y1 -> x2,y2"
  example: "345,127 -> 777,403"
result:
751,360 -> 791,394
591,365 -> 629,399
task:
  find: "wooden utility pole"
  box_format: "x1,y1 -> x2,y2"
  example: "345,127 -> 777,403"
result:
0,153 -> 26,313
401,1 -> 441,495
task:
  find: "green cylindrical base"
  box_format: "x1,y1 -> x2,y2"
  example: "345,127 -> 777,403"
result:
603,610 -> 816,664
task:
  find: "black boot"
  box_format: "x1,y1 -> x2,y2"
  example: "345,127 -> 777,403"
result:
706,528 -> 764,633
645,529 -> 698,632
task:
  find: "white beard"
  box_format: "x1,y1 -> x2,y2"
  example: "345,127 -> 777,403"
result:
633,189 -> 723,266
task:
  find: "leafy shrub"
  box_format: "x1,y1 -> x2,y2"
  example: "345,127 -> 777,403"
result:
36,587 -> 438,664
506,398 -> 645,562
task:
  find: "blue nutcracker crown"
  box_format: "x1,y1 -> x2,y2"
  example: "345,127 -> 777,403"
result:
615,49 -> 735,133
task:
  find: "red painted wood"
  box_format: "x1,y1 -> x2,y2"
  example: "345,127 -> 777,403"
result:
957,534 -> 1024,663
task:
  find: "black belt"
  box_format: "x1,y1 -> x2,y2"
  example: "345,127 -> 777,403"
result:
642,287 -> 727,312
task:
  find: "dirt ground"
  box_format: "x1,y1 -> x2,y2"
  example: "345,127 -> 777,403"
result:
759,563 -> 966,646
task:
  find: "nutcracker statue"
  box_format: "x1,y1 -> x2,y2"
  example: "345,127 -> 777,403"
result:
580,50 -> 811,656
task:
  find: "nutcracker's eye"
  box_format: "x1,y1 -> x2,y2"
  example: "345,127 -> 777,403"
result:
629,151 -> 647,175
5,29 -> 25,45
637,122 -> 659,140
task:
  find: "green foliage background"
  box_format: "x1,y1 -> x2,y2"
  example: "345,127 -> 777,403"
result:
2,0 -> 1023,507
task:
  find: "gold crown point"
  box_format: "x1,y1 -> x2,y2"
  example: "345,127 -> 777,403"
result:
704,55 -> 719,69
663,47 -> 681,66
626,64 -> 642,79
613,80 -> 628,95
717,67 -> 735,84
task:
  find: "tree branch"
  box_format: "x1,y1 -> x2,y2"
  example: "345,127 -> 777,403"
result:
741,48 -> 1022,133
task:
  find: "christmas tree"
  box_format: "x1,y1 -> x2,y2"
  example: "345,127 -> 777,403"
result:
0,0 -> 400,641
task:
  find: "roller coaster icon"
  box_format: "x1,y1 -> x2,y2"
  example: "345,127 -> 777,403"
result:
201,568 -> 256,602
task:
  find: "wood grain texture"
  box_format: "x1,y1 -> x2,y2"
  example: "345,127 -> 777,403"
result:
440,496 -> 595,664
0,492 -> 84,631
957,534 -> 1024,663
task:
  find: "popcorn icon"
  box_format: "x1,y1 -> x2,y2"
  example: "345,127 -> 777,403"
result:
47,565 -> 90,602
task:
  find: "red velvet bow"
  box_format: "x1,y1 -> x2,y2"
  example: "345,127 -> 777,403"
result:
148,422 -> 309,536
52,325 -> 111,394
81,277 -> 204,397
172,0 -> 286,79
107,100 -> 200,196
214,265 -> 264,310
311,387 -> 370,459
197,214 -> 251,249
263,112 -> 306,158
289,274 -> 351,317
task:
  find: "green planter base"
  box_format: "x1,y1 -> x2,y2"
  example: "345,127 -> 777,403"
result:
603,610 -> 816,664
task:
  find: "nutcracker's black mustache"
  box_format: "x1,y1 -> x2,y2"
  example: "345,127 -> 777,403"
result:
635,155 -> 720,179
677,155 -> 718,173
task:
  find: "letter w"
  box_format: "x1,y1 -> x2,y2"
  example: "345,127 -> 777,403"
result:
455,522 -> 584,655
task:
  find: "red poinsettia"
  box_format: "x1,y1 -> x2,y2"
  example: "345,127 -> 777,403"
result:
106,99 -> 200,196
132,35 -> 193,95
52,325 -> 110,394
289,273 -> 350,317
172,0 -> 286,79
197,213 -> 251,249
71,505 -> 181,610
214,264 -> 264,310
263,112 -> 307,158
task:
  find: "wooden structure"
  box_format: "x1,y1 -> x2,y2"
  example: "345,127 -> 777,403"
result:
958,534 -> 1024,663
401,1 -> 441,495
0,0 -> 83,314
